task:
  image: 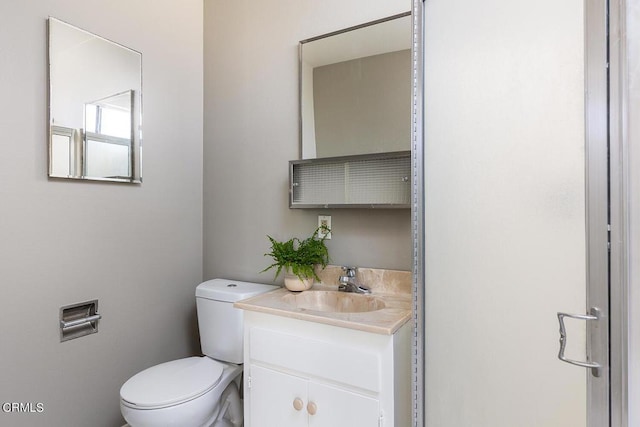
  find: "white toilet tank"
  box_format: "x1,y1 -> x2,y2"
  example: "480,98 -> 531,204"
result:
195,279 -> 275,364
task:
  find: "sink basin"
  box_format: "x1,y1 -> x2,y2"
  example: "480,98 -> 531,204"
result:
281,290 -> 386,313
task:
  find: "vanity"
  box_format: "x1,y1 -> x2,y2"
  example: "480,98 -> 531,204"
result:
235,266 -> 412,427
233,11 -> 414,426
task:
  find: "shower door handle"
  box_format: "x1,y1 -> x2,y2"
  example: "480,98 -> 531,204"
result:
557,307 -> 602,377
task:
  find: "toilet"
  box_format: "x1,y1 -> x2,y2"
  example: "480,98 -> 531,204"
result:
120,279 -> 276,427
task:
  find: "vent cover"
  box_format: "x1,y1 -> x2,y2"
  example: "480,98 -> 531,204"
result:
290,151 -> 411,208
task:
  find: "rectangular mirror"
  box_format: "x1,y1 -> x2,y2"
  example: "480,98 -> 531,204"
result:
300,12 -> 411,160
48,17 -> 142,183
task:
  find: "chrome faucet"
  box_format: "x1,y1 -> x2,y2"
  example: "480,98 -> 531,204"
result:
338,266 -> 371,294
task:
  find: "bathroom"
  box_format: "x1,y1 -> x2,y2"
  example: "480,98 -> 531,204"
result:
2,0 -> 640,426
1,0 -> 410,426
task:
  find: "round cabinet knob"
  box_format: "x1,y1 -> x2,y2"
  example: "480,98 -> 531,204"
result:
293,397 -> 304,411
307,401 -> 318,415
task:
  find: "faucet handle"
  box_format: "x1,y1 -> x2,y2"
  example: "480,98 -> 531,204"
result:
341,266 -> 357,277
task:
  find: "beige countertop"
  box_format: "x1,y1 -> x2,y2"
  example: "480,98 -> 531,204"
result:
234,266 -> 412,335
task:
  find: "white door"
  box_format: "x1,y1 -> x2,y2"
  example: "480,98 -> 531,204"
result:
249,364 -> 381,427
248,365 -> 307,427
418,0 -> 609,425
307,381 -> 379,427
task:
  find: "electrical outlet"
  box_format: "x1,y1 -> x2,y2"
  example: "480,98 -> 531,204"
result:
318,215 -> 331,239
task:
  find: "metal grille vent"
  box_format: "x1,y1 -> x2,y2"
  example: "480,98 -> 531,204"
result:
290,151 -> 411,208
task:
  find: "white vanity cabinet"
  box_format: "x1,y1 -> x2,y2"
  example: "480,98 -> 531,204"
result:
250,365 -> 380,427
243,311 -> 411,427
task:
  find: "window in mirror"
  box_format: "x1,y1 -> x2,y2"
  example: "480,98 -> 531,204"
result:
47,18 -> 142,183
50,127 -> 78,177
84,91 -> 133,179
300,12 -> 411,160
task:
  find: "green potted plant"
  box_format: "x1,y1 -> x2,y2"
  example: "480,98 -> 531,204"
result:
261,227 -> 330,291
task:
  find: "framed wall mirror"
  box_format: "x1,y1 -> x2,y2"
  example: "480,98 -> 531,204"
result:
47,17 -> 142,183
299,12 -> 411,160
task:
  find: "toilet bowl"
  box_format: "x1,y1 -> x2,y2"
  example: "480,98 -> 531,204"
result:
121,357 -> 242,427
119,279 -> 276,427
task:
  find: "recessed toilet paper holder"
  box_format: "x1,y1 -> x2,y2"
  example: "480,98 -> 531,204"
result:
60,300 -> 101,342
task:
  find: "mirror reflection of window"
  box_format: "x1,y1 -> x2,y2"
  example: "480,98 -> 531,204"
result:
99,107 -> 131,138
85,138 -> 130,179
50,131 -> 72,177
84,91 -> 133,179
85,91 -> 132,139
50,126 -> 82,177
47,17 -> 142,183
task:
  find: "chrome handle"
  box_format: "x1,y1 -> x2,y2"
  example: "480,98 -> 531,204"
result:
557,307 -> 601,377
341,266 -> 356,277
60,314 -> 101,330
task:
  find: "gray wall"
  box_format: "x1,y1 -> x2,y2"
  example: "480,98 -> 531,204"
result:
203,0 -> 412,285
0,2 -> 203,426
314,50 -> 411,158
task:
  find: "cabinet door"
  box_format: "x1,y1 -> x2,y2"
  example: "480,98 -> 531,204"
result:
249,365 -> 307,427
308,381 -> 380,427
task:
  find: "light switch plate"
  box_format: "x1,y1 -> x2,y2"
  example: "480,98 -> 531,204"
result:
318,215 -> 331,239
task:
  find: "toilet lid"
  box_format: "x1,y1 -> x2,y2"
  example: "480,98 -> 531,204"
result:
120,357 -> 224,408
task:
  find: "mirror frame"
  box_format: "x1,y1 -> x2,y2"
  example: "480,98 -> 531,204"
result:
298,11 -> 412,160
47,17 -> 143,184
